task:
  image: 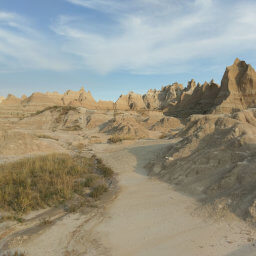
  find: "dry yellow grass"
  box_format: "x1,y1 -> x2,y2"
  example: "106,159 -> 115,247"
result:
89,184 -> 108,199
108,134 -> 136,143
0,154 -> 113,215
2,251 -> 26,256
159,133 -> 168,139
36,134 -> 59,141
33,106 -> 77,116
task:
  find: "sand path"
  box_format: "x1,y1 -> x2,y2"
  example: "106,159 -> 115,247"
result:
6,140 -> 256,256
90,140 -> 256,256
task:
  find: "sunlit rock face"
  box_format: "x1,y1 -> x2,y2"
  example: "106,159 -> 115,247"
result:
0,96 -> 5,104
0,94 -> 22,105
165,79 -> 220,118
143,83 -> 183,110
213,58 -> 256,114
115,92 -> 146,110
1,59 -> 256,115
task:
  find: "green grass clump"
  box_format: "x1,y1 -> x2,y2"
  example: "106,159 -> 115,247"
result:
0,154 -> 94,214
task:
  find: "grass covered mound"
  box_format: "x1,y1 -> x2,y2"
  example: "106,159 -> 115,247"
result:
0,154 -> 113,214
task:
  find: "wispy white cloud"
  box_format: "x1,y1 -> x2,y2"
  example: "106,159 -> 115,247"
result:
56,0 -> 256,74
0,11 -> 72,72
1,0 -> 256,75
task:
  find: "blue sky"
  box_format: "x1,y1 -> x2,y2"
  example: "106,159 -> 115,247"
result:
0,0 -> 256,101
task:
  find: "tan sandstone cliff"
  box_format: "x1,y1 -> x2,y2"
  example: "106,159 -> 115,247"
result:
213,58 -> 256,113
1,94 -> 22,105
143,83 -> 183,110
1,59 -> 255,115
166,80 -> 220,117
0,96 -> 5,104
115,92 -> 146,110
23,92 -> 63,106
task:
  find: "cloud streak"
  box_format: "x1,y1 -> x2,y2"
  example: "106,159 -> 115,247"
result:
1,1 -> 256,75
55,0 -> 256,74
0,11 -> 72,72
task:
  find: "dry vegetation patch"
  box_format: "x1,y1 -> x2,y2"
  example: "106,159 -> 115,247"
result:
33,106 -> 77,116
108,134 -> 136,143
36,134 -> 59,141
159,133 -> 168,139
96,158 -> 114,177
1,251 -> 26,256
90,184 -> 108,199
0,154 -> 114,216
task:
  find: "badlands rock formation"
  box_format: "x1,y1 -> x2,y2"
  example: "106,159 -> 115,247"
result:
21,106 -> 116,132
23,92 -> 63,106
114,59 -> 256,115
148,109 -> 256,220
1,59 -> 255,116
62,87 -> 97,108
1,58 -> 256,256
1,94 -> 22,105
0,96 -> 5,104
213,58 -> 256,113
115,92 -> 146,110
150,117 -> 183,132
101,114 -> 150,139
166,58 -> 256,116
143,82 -> 183,110
166,80 -> 220,117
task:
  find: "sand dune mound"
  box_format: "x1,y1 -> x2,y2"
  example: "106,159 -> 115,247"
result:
101,114 -> 149,138
149,110 -> 256,220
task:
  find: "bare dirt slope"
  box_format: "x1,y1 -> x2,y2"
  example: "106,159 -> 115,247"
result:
148,109 -> 256,222
1,137 -> 256,256
82,140 -> 256,256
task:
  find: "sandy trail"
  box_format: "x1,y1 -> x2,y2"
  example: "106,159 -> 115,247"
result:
5,139 -> 256,256
90,140 -> 256,256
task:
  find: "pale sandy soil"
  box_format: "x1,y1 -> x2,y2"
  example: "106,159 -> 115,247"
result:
2,139 -> 256,256
88,140 -> 256,256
